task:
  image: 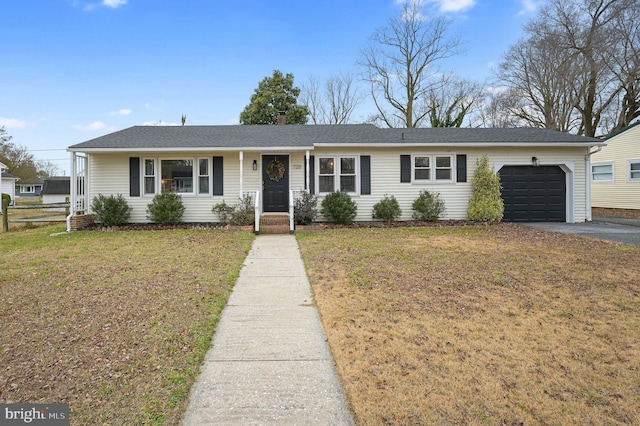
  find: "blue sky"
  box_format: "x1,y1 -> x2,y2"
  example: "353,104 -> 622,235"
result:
1,0 -> 543,174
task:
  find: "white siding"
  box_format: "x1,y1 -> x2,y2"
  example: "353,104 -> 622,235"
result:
86,145 -> 591,224
591,125 -> 640,210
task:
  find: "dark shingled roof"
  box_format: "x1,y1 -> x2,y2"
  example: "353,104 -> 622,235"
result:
2,172 -> 19,179
68,124 -> 604,151
42,177 -> 70,195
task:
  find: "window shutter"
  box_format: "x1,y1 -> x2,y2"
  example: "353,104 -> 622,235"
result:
400,155 -> 411,183
456,154 -> 467,183
308,155 -> 315,194
360,155 -> 371,195
212,156 -> 224,196
129,157 -> 140,197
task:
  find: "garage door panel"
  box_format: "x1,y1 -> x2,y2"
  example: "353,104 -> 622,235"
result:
500,166 -> 566,222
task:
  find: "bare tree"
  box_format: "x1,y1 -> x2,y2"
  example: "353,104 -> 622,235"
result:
300,73 -> 363,124
359,0 -> 461,128
474,88 -> 527,128
496,0 -> 638,136
425,75 -> 485,127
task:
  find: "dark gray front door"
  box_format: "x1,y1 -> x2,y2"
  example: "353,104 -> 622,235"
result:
262,155 -> 289,212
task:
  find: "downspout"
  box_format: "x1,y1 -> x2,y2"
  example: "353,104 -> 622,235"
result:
66,152 -> 76,232
585,146 -> 603,222
305,150 -> 310,192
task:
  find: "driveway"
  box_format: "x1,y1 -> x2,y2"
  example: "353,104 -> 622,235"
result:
521,216 -> 640,246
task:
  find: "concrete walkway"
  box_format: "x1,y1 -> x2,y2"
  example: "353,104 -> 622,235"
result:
181,235 -> 354,425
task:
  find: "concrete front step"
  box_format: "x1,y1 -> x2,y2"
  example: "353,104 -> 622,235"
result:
259,214 -> 291,234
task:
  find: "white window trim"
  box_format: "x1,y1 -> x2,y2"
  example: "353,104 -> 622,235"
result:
411,153 -> 455,184
316,155 -> 360,195
627,159 -> 640,182
142,157 -> 213,196
591,161 -> 614,183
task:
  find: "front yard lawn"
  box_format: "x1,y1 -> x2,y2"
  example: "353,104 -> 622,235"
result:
297,224 -> 640,425
0,226 -> 254,425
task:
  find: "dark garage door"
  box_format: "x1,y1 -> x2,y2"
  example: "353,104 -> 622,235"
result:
500,166 -> 566,222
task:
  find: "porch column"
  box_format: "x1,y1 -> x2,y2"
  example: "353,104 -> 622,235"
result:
239,151 -> 244,198
70,152 -> 77,215
305,150 -> 310,192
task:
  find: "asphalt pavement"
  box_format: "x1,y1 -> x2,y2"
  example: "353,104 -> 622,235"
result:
521,215 -> 640,246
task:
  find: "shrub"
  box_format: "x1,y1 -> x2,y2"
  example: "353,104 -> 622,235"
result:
212,194 -> 255,226
294,191 -> 318,225
229,194 -> 255,226
321,191 -> 357,224
412,189 -> 445,221
373,194 -> 402,224
146,192 -> 185,225
91,194 -> 131,226
1,193 -> 11,207
467,154 -> 504,222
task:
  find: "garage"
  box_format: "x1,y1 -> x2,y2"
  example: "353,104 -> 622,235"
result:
499,165 -> 566,222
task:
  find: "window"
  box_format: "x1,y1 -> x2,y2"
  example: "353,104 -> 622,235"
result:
591,162 -> 613,182
144,159 -> 156,194
161,160 -> 193,193
318,156 -> 358,193
413,154 -> 454,182
198,158 -> 210,194
628,160 -> 640,181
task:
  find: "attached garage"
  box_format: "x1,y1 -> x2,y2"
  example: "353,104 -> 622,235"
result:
500,165 -> 566,222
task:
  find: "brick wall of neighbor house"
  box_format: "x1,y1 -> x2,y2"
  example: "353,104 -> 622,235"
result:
70,214 -> 93,231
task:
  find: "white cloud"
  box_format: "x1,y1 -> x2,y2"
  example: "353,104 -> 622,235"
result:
109,108 -> 132,116
103,0 -> 127,8
72,121 -> 113,131
140,120 -> 180,126
517,0 -> 539,15
426,0 -> 476,13
0,117 -> 35,129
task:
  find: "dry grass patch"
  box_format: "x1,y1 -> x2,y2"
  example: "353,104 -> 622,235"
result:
297,225 -> 640,425
0,226 -> 254,425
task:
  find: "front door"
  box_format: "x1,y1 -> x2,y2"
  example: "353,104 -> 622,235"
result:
262,155 -> 289,212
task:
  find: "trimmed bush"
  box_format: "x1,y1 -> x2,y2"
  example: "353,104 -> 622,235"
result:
294,191 -> 318,225
467,154 -> 504,222
321,191 -> 357,224
212,194 -> 255,226
412,189 -> 445,221
373,194 -> 402,224
1,193 -> 11,207
146,193 -> 185,225
91,194 -> 131,226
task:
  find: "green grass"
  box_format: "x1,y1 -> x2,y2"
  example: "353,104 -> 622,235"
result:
0,225 -> 254,425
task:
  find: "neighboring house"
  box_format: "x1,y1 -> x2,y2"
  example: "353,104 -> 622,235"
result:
591,121 -> 640,210
1,161 -> 18,209
66,125 -> 604,229
42,177 -> 71,211
15,179 -> 44,197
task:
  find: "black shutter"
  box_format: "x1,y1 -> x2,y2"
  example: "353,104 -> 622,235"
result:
129,157 -> 140,197
456,154 -> 467,183
212,156 -> 224,196
309,155 -> 315,194
400,155 -> 411,183
360,155 -> 371,195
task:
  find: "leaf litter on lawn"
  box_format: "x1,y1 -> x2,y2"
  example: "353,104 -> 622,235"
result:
297,224 -> 640,425
0,226 -> 254,425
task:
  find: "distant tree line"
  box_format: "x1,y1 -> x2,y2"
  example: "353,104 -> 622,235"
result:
0,126 -> 58,181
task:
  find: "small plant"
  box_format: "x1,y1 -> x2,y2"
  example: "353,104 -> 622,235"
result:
294,191 -> 318,225
229,194 -> 255,226
372,194 -> 402,224
1,193 -> 11,207
91,194 -> 131,226
467,154 -> 504,222
212,200 -> 233,225
321,191 -> 357,224
212,194 -> 255,226
147,192 -> 185,225
412,189 -> 445,221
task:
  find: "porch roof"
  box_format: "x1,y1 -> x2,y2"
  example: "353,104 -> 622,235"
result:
67,124 -> 605,152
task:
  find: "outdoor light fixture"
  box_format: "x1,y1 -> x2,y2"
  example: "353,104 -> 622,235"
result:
532,156 -> 540,167
252,160 -> 258,171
